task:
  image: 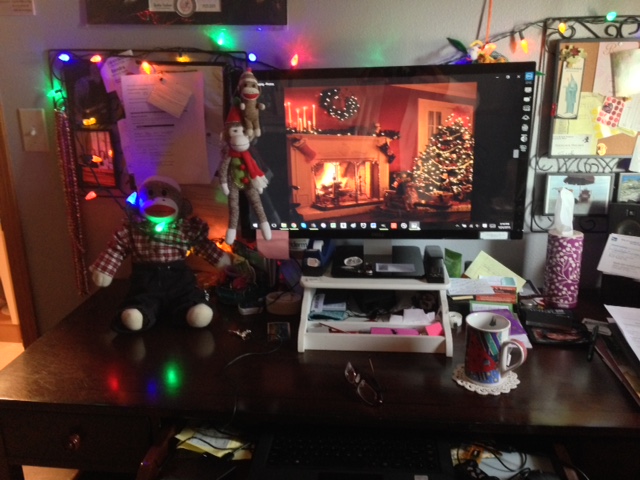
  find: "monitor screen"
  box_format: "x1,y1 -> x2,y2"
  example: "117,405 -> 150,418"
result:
241,62 -> 536,240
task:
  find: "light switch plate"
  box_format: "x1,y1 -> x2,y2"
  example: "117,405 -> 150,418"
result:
18,108 -> 49,152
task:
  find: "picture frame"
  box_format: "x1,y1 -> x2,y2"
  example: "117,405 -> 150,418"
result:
616,172 -> 640,203
85,0 -> 287,25
544,173 -> 614,216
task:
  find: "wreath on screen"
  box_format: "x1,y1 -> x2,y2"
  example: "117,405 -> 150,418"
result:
319,88 -> 360,121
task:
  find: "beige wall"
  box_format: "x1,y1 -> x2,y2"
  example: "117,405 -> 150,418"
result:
0,1 -> 634,333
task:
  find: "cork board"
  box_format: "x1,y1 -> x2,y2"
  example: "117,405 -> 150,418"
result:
549,38 -> 640,158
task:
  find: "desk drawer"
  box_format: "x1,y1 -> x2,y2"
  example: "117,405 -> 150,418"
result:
1,410 -> 152,471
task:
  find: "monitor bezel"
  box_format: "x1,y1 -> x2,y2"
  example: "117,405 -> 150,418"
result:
240,61 -> 536,241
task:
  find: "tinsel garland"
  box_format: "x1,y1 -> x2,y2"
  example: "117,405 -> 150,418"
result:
55,109 -> 89,296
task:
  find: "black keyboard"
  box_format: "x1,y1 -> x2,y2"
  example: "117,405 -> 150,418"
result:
249,428 -> 455,479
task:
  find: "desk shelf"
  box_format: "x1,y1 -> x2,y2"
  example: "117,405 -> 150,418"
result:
298,273 -> 452,356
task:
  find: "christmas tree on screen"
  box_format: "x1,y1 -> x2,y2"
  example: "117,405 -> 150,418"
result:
412,115 -> 474,207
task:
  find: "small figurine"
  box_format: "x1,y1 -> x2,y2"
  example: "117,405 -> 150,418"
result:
219,106 -> 271,244
236,68 -> 265,140
90,175 -> 232,332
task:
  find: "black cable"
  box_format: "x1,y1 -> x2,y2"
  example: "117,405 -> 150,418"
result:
216,335 -> 284,434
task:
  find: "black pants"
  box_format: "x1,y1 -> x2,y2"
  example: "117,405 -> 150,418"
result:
115,261 -> 208,332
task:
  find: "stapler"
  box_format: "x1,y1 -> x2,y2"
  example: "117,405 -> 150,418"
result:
302,239 -> 335,276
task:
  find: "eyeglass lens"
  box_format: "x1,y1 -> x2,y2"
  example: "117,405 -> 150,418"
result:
345,362 -> 382,405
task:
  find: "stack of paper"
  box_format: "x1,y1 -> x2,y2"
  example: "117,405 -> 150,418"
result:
596,305 -> 640,407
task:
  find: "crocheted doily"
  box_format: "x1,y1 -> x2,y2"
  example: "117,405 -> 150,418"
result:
452,364 -> 520,395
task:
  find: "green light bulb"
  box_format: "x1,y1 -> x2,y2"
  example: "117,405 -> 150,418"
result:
164,362 -> 183,392
606,11 -> 617,21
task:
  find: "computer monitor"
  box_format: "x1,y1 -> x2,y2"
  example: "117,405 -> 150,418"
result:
241,62 -> 536,241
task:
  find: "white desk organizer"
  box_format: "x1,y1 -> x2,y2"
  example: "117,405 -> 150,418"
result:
298,272 -> 452,356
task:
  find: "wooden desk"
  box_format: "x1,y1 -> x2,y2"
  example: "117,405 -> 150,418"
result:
0,281 -> 638,479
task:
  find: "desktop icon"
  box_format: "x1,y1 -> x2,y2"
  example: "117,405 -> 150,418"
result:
340,222 -> 347,229
400,222 -> 408,229
391,222 -> 398,229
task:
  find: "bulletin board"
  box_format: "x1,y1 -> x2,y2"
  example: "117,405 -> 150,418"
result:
49,49 -> 247,190
549,38 -> 640,158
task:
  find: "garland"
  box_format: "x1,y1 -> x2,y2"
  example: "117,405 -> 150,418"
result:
319,88 -> 360,121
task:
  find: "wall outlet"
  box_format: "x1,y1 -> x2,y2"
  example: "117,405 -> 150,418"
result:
18,108 -> 49,152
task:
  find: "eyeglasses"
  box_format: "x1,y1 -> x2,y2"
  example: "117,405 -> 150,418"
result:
344,360 -> 383,406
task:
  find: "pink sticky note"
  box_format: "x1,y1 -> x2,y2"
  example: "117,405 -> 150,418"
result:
393,328 -> 420,336
371,327 -> 394,335
257,230 -> 290,259
426,323 -> 444,336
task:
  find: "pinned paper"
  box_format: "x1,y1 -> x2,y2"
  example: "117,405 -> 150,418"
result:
464,251 -> 526,292
629,136 -> 640,173
147,77 -> 193,118
257,230 -> 290,259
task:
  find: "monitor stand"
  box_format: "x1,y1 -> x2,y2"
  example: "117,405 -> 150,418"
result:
331,240 -> 425,279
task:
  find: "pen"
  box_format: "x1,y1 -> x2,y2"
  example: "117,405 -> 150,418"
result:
587,325 -> 599,362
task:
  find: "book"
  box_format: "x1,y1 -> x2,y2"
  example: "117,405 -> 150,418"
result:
595,332 -> 640,408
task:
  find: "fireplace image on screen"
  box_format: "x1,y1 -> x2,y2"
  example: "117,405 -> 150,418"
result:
249,62 -> 535,240
288,135 -> 389,218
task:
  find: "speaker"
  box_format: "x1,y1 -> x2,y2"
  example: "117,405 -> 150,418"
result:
608,202 -> 640,236
601,203 -> 640,307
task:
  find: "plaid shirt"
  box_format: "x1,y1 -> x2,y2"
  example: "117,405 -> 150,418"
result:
91,216 -> 225,278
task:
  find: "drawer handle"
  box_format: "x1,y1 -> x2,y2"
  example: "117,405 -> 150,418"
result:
66,433 -> 81,451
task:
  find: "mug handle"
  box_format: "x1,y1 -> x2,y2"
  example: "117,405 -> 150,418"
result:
499,339 -> 528,374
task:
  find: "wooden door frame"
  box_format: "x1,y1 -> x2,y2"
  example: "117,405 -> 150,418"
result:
0,104 -> 38,347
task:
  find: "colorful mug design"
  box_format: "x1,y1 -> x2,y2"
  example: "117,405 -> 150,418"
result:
464,312 -> 527,385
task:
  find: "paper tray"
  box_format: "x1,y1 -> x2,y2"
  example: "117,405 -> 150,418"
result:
303,321 -> 447,354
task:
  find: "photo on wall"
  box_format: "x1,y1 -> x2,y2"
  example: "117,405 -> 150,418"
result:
544,173 -> 614,216
555,45 -> 585,120
616,172 -> 640,203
